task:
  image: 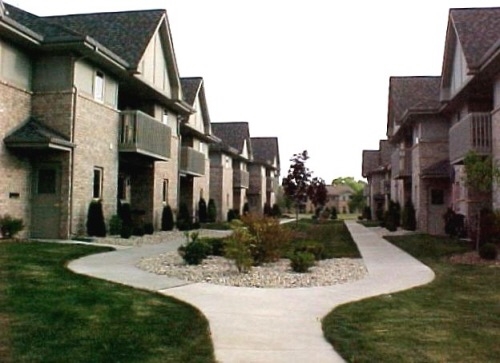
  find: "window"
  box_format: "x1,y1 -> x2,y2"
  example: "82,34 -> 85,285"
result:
162,179 -> 169,203
162,109 -> 169,125
93,167 -> 103,199
38,169 -> 56,194
94,71 -> 104,101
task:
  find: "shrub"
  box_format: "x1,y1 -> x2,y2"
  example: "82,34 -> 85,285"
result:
263,202 -> 272,216
201,237 -> 226,256
227,209 -> 238,222
144,222 -> 154,235
443,208 -> 466,238
401,199 -> 417,231
179,232 -> 210,265
108,215 -> 122,235
132,226 -> 145,236
290,252 -> 315,273
224,222 -> 254,273
118,202 -> 132,227
363,206 -> 372,221
271,203 -> 281,218
291,241 -> 325,261
330,207 -> 338,220
86,200 -> 106,237
384,201 -> 400,232
207,199 -> 217,223
243,202 -> 250,215
0,214 -> 24,238
198,198 -> 208,224
479,243 -> 498,260
120,224 -> 133,239
161,205 -> 174,231
176,202 -> 192,231
241,213 -> 293,265
478,208 -> 500,245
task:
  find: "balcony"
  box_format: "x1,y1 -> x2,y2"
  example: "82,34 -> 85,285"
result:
119,110 -> 171,161
266,177 -> 276,192
180,146 -> 205,176
449,112 -> 491,164
391,148 -> 412,179
233,169 -> 249,188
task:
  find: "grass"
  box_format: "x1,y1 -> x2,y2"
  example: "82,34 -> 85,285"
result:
0,241 -> 215,363
357,219 -> 381,228
285,219 -> 362,259
322,234 -> 500,363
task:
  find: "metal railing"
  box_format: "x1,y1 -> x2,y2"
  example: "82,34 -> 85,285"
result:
233,169 -> 249,188
391,148 -> 412,179
180,146 -> 206,176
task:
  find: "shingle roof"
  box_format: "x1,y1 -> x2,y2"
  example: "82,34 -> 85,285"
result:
450,7 -> 500,68
180,77 -> 202,106
251,137 -> 280,169
4,117 -> 75,149
44,10 -> 164,67
211,122 -> 252,156
362,150 -> 380,177
388,76 -> 441,128
326,185 -> 354,196
421,159 -> 451,179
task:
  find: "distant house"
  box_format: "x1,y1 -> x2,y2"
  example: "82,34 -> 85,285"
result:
305,185 -> 354,214
179,77 -> 219,220
248,137 -> 280,213
210,122 -> 252,220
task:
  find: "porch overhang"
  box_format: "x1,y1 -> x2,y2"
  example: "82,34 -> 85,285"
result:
4,118 -> 74,152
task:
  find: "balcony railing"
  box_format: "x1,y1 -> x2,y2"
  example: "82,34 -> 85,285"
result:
233,169 -> 249,188
119,110 -> 171,160
266,177 -> 276,192
391,148 -> 412,179
180,147 -> 205,176
449,112 -> 491,164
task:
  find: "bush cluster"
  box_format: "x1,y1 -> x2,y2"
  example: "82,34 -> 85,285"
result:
290,252 -> 315,273
0,214 -> 24,238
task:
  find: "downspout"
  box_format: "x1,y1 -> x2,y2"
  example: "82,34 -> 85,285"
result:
70,84 -> 77,237
176,114 -> 182,215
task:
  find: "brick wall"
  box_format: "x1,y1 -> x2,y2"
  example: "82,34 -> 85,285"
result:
0,82 -> 32,238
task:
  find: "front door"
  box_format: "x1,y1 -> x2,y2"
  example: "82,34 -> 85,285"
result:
31,164 -> 61,239
428,187 -> 448,235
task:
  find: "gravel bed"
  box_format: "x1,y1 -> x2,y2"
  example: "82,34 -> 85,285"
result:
89,228 -> 368,288
137,252 -> 367,288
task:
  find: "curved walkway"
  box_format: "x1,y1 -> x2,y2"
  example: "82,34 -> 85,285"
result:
68,220 -> 435,363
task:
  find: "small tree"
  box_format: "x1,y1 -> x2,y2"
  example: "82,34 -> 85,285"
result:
86,200 -> 106,237
282,150 -> 327,223
207,198 -> 217,223
198,198 -> 208,223
161,205 -> 174,231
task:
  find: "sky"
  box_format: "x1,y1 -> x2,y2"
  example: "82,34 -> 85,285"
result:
8,0 -> 500,183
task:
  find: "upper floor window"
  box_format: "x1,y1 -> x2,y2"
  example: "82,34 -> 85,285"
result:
93,167 -> 103,199
94,71 -> 104,101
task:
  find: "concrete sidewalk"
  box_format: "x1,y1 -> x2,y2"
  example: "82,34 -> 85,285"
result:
68,220 -> 435,363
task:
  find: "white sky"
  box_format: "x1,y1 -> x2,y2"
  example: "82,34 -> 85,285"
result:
9,0 -> 500,183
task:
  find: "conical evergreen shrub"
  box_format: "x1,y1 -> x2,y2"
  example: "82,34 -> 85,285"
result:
207,198 -> 217,223
198,198 -> 208,223
161,205 -> 174,231
402,199 -> 417,231
176,202 -> 192,231
87,200 -> 106,237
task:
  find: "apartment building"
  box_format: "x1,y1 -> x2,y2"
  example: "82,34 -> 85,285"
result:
362,6 -> 500,235
1,3 -> 192,238
210,122 -> 252,220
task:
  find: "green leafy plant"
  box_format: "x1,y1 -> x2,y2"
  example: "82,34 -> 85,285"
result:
290,240 -> 325,261
224,220 -> 254,273
86,200 -> 106,237
227,209 -> 238,222
144,222 -> 154,235
463,151 -> 500,192
120,224 -> 132,239
161,205 -> 174,231
330,207 -> 338,220
178,232 -> 209,265
290,251 -> 315,273
271,203 -> 281,218
0,214 -> 24,238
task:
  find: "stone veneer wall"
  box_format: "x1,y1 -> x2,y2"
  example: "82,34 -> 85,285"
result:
192,154 -> 210,219
0,82 -> 32,238
492,107 -> 500,210
209,153 -> 233,221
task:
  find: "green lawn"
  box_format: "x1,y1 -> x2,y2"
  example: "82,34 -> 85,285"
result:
322,234 -> 500,363
285,219 -> 362,259
0,241 -> 215,363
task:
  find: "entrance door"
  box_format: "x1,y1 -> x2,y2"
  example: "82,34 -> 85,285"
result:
428,187 -> 447,235
31,164 -> 61,239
